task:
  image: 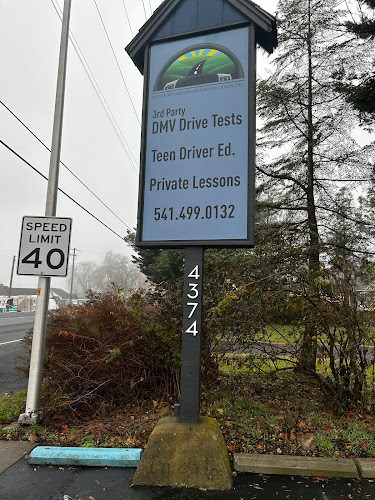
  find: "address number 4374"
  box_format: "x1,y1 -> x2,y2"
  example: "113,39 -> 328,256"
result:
185,265 -> 200,336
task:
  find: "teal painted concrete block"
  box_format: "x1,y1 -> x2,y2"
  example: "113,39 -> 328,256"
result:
29,446 -> 143,467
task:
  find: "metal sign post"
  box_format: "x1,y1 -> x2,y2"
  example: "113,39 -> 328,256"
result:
178,246 -> 204,423
18,0 -> 72,425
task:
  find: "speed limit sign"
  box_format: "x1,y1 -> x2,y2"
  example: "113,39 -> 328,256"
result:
17,216 -> 72,277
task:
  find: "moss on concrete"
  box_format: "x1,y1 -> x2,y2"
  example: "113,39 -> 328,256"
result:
132,416 -> 233,490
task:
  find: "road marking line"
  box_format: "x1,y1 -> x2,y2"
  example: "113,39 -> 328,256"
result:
0,339 -> 23,346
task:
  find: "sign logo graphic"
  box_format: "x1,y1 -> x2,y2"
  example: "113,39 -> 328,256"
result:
154,43 -> 244,91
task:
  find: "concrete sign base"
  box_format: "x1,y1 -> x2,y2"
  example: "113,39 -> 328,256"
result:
132,416 -> 233,490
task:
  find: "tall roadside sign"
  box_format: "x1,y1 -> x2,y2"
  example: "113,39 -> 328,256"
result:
127,0 -> 277,426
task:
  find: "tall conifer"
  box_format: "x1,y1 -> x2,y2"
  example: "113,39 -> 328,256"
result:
257,0 -> 373,372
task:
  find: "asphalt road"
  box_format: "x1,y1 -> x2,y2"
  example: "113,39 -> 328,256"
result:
0,312 -> 34,395
0,461 -> 374,500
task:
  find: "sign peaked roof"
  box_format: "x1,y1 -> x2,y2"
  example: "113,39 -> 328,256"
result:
126,0 -> 277,73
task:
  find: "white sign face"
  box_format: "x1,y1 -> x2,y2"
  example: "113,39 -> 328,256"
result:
17,216 -> 72,277
139,27 -> 252,246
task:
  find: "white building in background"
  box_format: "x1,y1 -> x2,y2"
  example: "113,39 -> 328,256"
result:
0,284 -> 75,312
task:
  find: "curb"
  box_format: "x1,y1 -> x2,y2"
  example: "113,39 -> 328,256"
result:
2,442 -> 375,479
354,458 -> 375,479
29,446 -> 143,467
234,453 -> 375,479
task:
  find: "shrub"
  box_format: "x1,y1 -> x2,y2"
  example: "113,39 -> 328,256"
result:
23,286 -> 181,418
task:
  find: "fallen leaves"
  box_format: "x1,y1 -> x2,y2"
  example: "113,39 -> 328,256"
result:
312,476 -> 328,483
259,474 -> 270,481
359,441 -> 368,451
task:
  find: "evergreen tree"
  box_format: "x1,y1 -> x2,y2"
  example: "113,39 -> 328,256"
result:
124,230 -> 183,285
338,0 -> 375,120
257,0 -> 372,372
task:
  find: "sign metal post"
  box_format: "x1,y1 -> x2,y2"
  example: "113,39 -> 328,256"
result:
18,0 -> 72,425
178,246 -> 204,423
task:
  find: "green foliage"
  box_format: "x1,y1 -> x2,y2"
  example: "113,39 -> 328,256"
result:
202,371 -> 375,457
105,348 -> 121,364
3,370 -> 374,459
208,244 -> 375,410
257,0 -> 374,373
337,0 -> 375,122
0,390 -> 26,424
315,434 -> 340,457
338,78 -> 375,116
147,249 -> 184,285
125,230 -> 184,285
118,1 -> 375,414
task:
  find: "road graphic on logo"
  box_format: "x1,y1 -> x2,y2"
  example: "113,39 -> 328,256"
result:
153,43 -> 245,91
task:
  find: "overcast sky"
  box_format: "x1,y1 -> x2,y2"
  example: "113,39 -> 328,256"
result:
0,0 -> 280,291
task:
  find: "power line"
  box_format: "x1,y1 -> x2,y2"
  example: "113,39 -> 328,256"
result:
50,0 -> 139,173
50,0 -> 139,174
141,0 -> 148,20
0,99 -> 133,231
0,139 -> 134,240
92,0 -> 141,125
122,0 -> 134,37
148,0 -> 153,15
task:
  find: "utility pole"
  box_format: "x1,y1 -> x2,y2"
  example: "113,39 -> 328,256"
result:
6,255 -> 16,312
69,248 -> 78,302
19,0 -> 72,425
8,255 -> 15,298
